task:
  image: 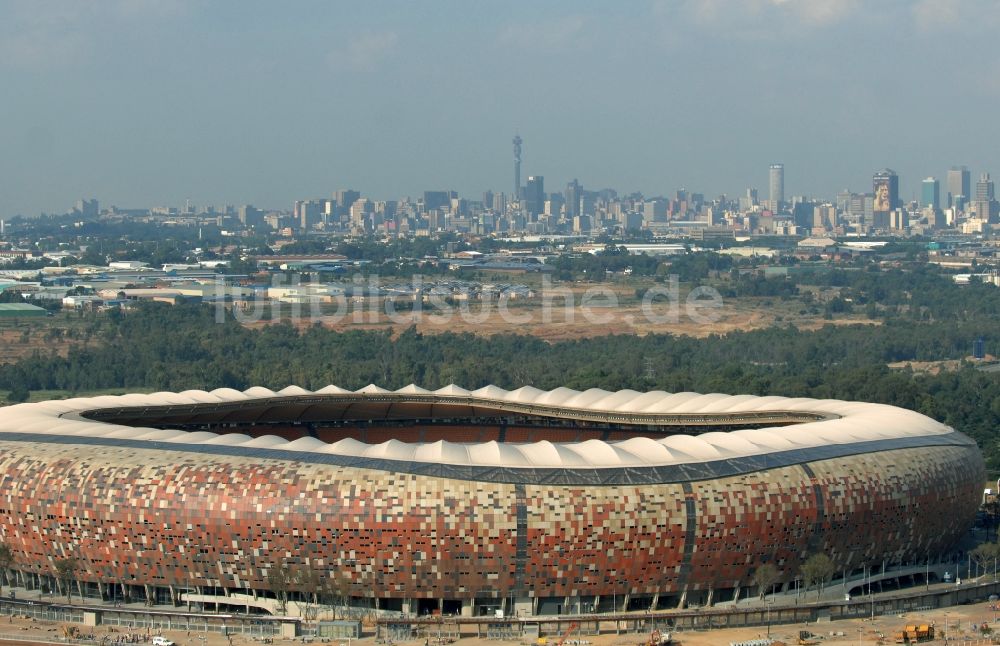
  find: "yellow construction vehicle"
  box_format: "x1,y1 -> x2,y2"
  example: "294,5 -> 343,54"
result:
893,624 -> 935,643
797,630 -> 820,645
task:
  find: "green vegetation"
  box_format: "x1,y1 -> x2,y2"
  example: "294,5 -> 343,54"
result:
752,563 -> 781,600
0,295 -> 997,471
800,553 -> 836,597
0,542 -> 14,596
53,556 -> 78,603
0,258 -> 999,473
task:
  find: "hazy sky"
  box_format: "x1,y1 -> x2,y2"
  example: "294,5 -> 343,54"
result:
2,0 -> 1000,216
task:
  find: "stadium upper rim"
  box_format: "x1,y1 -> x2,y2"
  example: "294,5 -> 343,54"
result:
0,385 -> 963,471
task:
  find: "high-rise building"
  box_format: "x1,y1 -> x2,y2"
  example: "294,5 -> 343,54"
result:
512,134 -> 523,199
974,173 -> 997,223
921,177 -> 940,210
643,199 -> 668,223
812,204 -> 836,231
491,192 -> 506,213
769,164 -> 784,210
238,205 -> 264,228
350,198 -> 374,232
565,179 -> 582,219
873,169 -> 899,216
296,200 -> 323,230
423,191 -> 451,213
976,172 -> 995,201
332,190 -> 360,223
75,199 -> 99,219
947,166 -> 970,208
524,176 -> 544,217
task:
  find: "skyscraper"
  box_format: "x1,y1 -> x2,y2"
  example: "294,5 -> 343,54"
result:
335,190 -> 360,220
565,179 -> 582,219
423,191 -> 451,213
768,164 -> 784,210
921,177 -> 940,210
872,169 -> 899,219
512,134 -> 523,199
524,176 -> 544,217
947,166 -> 970,208
974,173 -> 997,222
975,173 -> 994,201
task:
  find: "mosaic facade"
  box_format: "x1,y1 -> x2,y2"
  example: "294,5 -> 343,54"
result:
0,436 -> 982,610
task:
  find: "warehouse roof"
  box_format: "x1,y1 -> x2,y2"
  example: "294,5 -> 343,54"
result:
0,303 -> 47,314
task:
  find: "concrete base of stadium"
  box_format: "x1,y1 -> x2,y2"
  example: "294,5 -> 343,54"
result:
0,556 -> 974,623
2,572 -> 1000,642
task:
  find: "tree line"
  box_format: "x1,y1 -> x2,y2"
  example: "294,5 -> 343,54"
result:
1,299 -> 999,471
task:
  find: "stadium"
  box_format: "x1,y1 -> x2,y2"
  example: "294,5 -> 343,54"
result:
0,385 -> 984,617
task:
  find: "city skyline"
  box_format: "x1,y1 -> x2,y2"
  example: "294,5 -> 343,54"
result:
3,1 -> 1000,216
22,156 -> 998,218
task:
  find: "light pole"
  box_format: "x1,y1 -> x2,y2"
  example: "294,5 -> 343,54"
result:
868,564 -> 874,622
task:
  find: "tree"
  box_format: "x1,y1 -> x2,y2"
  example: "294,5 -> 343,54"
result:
54,557 -> 78,603
970,543 -> 1000,580
753,563 -> 781,601
6,386 -> 29,404
294,565 -> 322,627
800,554 -> 835,597
267,562 -> 293,614
0,291 -> 25,304
0,543 -> 14,595
320,569 -> 353,620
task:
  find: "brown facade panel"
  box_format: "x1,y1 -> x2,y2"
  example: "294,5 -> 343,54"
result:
0,440 -> 982,601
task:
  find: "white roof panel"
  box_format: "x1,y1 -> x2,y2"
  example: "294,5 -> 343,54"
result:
0,385 -> 956,471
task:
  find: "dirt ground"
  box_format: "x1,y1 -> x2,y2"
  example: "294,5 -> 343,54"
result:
0,323 -> 94,365
888,357 -> 998,375
0,296 -> 880,366
4,601 -> 1000,646
248,300 -> 877,342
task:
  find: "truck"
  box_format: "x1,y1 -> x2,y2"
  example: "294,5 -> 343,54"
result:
893,624 -> 934,643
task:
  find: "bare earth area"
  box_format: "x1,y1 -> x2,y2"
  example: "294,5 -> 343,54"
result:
249,300 -> 878,341
0,322 -> 95,366
0,295 -> 880,367
3,600 -> 1000,646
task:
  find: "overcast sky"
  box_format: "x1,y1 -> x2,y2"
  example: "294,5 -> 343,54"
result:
2,0 -> 1000,216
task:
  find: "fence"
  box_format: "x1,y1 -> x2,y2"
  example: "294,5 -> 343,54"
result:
2,602 -> 84,623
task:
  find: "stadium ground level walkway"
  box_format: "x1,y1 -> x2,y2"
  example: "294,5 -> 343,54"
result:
2,574 -> 1000,640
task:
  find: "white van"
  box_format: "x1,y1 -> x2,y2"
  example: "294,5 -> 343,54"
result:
152,637 -> 175,646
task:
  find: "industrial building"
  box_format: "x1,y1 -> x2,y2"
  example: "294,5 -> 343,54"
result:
0,302 -> 49,318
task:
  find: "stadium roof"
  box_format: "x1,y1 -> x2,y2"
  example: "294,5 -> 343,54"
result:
0,385 -> 960,475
